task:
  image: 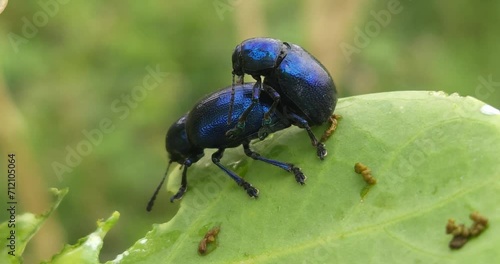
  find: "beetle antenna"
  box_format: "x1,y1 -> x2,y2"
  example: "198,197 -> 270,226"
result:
227,74 -> 236,125
146,160 -> 173,212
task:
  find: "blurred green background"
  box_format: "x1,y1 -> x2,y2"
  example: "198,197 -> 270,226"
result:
0,0 -> 499,262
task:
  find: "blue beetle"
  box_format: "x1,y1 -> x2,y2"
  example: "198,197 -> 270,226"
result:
226,37 -> 338,160
147,84 -> 306,211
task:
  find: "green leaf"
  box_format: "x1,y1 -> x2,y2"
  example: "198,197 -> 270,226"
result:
0,188 -> 68,264
44,211 -> 120,264
0,189 -> 120,264
112,91 -> 500,263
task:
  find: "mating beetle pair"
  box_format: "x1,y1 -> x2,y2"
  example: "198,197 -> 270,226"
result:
147,38 -> 337,211
227,37 -> 337,159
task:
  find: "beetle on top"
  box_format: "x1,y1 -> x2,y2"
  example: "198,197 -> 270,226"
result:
226,37 -> 338,160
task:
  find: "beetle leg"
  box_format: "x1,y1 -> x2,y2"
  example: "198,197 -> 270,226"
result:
227,74 -> 236,125
243,142 -> 306,184
227,74 -> 246,125
170,164 -> 190,202
211,148 -> 259,198
258,84 -> 281,140
225,98 -> 257,138
225,77 -> 262,139
286,112 -> 328,160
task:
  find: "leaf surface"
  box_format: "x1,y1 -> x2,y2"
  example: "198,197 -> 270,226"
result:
6,92 -> 497,264
114,91 -> 500,263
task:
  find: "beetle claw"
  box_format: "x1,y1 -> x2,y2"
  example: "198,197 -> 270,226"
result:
317,143 -> 327,160
247,187 -> 259,198
225,127 -> 243,139
258,125 -> 273,140
292,167 -> 307,184
240,181 -> 259,198
170,185 -> 187,202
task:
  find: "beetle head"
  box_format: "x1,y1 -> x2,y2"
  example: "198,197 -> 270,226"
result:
166,114 -> 197,163
232,43 -> 244,79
